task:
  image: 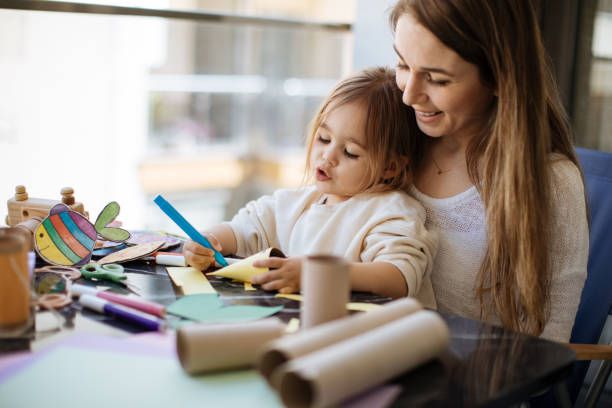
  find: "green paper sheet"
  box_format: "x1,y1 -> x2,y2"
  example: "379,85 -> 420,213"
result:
167,294 -> 284,323
167,293 -> 222,314
0,346 -> 282,408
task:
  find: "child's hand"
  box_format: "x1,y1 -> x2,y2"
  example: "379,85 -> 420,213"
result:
182,235 -> 223,271
251,256 -> 305,294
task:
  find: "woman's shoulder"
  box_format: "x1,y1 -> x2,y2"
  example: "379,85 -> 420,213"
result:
548,153 -> 584,193
547,153 -> 587,218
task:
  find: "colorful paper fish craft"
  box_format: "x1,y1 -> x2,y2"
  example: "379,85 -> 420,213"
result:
34,202 -> 131,267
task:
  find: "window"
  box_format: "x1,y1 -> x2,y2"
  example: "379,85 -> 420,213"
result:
573,0 -> 612,152
0,0 -> 354,234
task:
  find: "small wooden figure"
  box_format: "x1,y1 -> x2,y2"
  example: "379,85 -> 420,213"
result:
5,185 -> 88,227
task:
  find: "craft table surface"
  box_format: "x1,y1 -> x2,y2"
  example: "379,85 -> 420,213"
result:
0,250 -> 575,408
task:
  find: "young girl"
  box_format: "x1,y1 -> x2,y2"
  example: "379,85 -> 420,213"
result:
183,67 -> 437,306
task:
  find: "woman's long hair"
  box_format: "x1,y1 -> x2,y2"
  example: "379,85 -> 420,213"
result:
390,0 -> 582,335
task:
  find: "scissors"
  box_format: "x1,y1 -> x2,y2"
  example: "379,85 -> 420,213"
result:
80,263 -> 141,296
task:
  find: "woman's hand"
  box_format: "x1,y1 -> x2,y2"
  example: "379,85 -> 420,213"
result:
251,256 -> 305,294
182,235 -> 223,271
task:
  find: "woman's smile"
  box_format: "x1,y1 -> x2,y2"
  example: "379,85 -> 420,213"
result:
415,110 -> 443,123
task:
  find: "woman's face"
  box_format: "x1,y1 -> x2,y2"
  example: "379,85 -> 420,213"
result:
394,13 -> 495,142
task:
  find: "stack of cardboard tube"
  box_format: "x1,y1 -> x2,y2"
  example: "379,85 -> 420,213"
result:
176,296 -> 450,408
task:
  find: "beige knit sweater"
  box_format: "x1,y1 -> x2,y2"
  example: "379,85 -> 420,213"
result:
409,155 -> 588,342
226,186 -> 438,308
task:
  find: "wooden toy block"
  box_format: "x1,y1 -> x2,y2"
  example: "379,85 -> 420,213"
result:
5,185 -> 88,227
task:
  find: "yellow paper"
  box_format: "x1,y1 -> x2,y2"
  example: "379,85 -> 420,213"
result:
276,295 -> 381,312
244,282 -> 256,291
347,302 -> 382,312
276,293 -> 303,301
207,248 -> 284,283
166,267 -> 216,295
285,318 -> 300,333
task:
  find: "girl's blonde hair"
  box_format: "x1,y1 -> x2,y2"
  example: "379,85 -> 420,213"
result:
304,66 -> 422,193
390,0 -> 584,336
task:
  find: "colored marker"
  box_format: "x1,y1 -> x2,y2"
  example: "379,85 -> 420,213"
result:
72,283 -> 166,317
154,251 -> 187,267
153,195 -> 228,267
79,294 -> 165,331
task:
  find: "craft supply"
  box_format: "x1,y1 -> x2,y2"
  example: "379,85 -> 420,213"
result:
127,230 -> 182,250
285,318 -> 300,334
14,216 -> 43,251
0,346 -> 283,408
35,265 -> 82,280
275,294 -> 382,312
5,185 -> 87,227
72,283 -> 166,317
177,318 -> 286,375
155,251 -> 187,267
166,294 -> 284,323
153,195 -> 228,267
300,255 -> 349,329
79,294 -> 165,331
207,247 -> 286,282
37,293 -> 72,309
97,241 -> 164,264
166,267 -> 216,295
91,243 -> 127,257
80,263 -> 141,295
34,202 -> 130,267
33,265 -> 81,312
274,310 -> 450,408
35,271 -> 66,294
258,297 -> 422,382
0,228 -> 30,329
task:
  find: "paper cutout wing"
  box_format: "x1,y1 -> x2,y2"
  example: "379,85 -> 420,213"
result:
94,202 -> 130,242
97,241 -> 165,265
207,247 -> 285,283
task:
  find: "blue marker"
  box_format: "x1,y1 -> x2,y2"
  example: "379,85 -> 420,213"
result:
153,195 -> 228,267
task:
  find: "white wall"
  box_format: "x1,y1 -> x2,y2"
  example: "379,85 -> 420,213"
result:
353,0 -> 397,71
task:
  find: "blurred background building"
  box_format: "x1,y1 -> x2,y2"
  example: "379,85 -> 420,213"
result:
0,0 -> 612,226
0,0 -> 611,233
0,0 -> 354,232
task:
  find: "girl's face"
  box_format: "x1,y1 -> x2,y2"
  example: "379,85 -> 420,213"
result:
310,101 -> 372,205
393,13 -> 495,142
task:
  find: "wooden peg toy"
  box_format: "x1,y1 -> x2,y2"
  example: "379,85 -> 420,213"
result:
5,185 -> 88,227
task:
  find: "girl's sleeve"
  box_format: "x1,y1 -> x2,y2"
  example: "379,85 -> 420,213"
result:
360,200 -> 438,298
225,194 -> 279,257
541,159 -> 589,342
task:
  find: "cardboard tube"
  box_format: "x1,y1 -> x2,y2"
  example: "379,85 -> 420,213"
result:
176,317 -> 286,375
258,297 -> 422,383
300,255 -> 349,329
0,228 -> 30,327
277,310 -> 450,408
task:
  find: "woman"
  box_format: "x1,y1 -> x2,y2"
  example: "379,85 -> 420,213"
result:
389,0 -> 588,342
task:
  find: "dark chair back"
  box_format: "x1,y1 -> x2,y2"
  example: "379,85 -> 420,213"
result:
567,147 -> 612,402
